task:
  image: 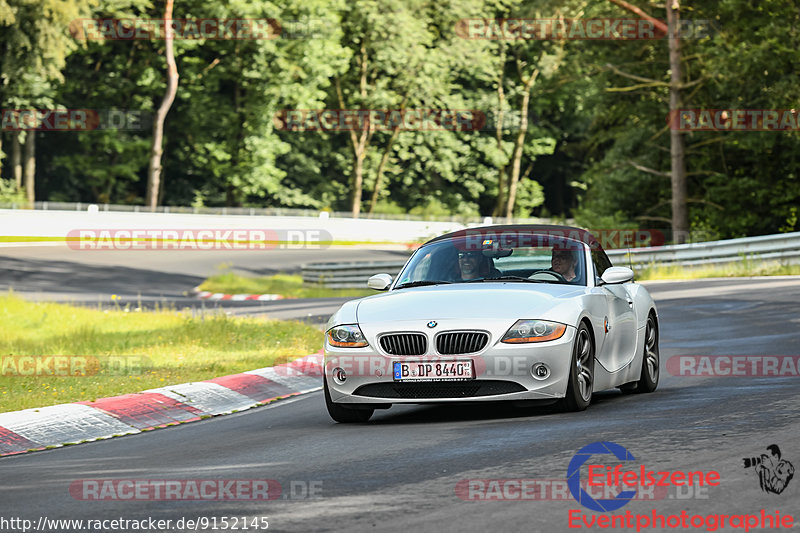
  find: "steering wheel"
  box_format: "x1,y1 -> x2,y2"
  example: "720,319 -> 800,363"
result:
529,269 -> 567,282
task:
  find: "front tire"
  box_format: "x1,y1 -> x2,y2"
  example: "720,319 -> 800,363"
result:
620,314 -> 659,394
559,322 -> 594,412
324,378 -> 373,423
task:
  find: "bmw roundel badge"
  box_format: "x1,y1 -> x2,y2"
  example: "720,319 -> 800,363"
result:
427,321 -> 437,328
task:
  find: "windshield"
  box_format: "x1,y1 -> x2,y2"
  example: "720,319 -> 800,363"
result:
395,234 -> 587,287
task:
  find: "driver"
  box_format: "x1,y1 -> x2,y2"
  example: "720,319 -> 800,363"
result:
551,248 -> 578,282
457,250 -> 502,280
457,251 -> 485,280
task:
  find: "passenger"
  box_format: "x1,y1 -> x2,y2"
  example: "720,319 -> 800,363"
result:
550,248 -> 578,282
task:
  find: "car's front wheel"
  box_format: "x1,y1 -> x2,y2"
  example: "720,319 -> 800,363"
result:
324,378 -> 374,423
559,322 -> 594,411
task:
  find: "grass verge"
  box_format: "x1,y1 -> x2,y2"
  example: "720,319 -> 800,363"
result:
636,259 -> 800,281
198,272 -> 374,298
0,295 -> 323,413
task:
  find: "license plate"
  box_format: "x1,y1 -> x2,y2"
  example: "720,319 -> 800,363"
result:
393,360 -> 474,381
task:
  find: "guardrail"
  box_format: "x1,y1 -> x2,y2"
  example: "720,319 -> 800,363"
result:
0,201 -> 550,225
301,231 -> 800,288
302,261 -> 410,288
605,231 -> 800,267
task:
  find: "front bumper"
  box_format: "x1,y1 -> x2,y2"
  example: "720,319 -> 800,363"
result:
325,322 -> 576,404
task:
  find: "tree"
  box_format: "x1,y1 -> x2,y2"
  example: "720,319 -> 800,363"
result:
333,0 -> 442,217
11,132 -> 22,189
466,0 -> 573,219
0,0 -> 93,202
22,131 -> 34,203
603,0 -> 692,242
145,0 -> 178,210
4,0 -> 798,240
665,0 -> 688,243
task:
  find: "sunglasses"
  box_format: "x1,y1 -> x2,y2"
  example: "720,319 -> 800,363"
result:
458,252 -> 481,260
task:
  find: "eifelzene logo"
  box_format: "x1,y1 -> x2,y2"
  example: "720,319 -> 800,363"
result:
743,445 -> 794,495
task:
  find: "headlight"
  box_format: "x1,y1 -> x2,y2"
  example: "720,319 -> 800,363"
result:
501,320 -> 567,343
327,324 -> 369,348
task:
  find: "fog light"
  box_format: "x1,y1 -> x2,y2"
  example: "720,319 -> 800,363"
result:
333,367 -> 347,384
531,363 -> 550,380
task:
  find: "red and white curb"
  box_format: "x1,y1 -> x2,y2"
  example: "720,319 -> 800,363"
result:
191,288 -> 288,301
0,353 -> 322,457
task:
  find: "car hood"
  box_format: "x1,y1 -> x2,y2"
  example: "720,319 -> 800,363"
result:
356,283 -> 584,323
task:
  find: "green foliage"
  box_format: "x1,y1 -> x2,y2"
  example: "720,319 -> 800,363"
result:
371,199 -> 407,215
512,178 -> 544,216
570,0 -> 800,239
409,197 -> 480,218
0,179 -> 26,204
199,272 -> 373,298
0,0 -> 95,106
1,0 -> 798,237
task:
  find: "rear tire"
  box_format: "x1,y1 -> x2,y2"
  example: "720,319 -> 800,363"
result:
324,378 -> 373,423
559,322 -> 594,412
620,314 -> 659,394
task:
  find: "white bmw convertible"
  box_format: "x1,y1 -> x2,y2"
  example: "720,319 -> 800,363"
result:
323,225 -> 659,422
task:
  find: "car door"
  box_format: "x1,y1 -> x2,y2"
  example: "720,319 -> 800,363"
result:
592,249 -> 638,373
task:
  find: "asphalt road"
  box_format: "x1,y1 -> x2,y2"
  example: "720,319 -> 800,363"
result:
2,277 -> 799,532
0,246 -> 409,324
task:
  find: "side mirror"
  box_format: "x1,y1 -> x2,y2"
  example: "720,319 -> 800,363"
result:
601,266 -> 634,285
367,273 -> 393,291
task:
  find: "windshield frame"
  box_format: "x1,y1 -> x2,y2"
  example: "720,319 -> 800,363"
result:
392,232 -> 592,289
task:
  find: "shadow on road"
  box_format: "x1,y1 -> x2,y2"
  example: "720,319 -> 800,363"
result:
365,389 -> 633,425
0,254 -> 203,297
